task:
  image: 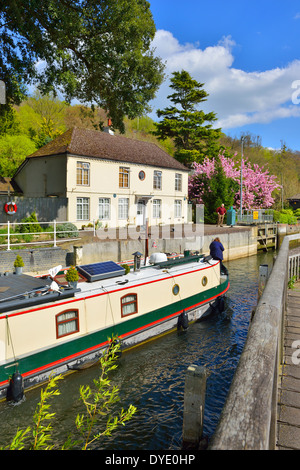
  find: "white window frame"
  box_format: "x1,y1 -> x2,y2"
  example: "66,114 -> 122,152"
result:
175,173 -> 182,191
77,161 -> 90,186
77,197 -> 90,220
99,198 -> 111,220
119,167 -> 130,188
153,199 -> 161,218
175,199 -> 182,218
118,198 -> 129,220
153,170 -> 162,190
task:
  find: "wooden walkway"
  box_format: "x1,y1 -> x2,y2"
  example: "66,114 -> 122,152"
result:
277,281 -> 300,450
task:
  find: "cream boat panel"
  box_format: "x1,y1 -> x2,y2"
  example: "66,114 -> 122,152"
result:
1,259 -> 221,362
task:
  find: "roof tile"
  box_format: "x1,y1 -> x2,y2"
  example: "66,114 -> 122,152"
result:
27,127 -> 188,172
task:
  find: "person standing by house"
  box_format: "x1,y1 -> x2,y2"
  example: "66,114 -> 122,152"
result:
216,203 -> 226,226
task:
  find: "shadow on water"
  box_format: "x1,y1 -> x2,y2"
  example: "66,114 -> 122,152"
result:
0,251 -> 276,450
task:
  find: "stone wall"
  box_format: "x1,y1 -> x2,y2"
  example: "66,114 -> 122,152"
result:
0,226 -> 258,274
0,247 -> 71,275
73,227 -> 257,265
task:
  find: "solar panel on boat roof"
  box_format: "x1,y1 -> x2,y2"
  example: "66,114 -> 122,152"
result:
77,261 -> 125,282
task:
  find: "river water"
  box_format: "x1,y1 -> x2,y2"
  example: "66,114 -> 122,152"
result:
0,251 -> 275,450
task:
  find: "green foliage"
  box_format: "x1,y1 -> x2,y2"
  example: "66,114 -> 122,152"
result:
0,134 -> 36,177
16,212 -> 42,233
0,375 -> 63,450
288,275 -> 297,290
294,208 -> 300,218
65,266 -> 79,282
1,0 -> 164,133
153,70 -> 221,166
13,254 -> 24,267
56,223 -> 79,239
194,156 -> 239,224
72,341 -> 136,450
1,338 -> 136,450
273,209 -> 297,224
121,264 -> 130,275
0,105 -> 21,137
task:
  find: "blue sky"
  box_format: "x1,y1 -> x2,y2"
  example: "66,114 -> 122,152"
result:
147,0 -> 300,151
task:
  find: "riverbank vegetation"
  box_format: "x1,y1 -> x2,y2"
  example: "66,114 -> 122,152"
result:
1,340 -> 136,450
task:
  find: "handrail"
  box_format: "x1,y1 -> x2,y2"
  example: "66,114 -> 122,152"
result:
289,252 -> 300,281
0,220 -> 94,250
209,233 -> 300,450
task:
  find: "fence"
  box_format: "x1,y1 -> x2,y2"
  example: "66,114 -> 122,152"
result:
209,233 -> 300,450
236,209 -> 274,225
0,220 -> 87,250
289,252 -> 300,281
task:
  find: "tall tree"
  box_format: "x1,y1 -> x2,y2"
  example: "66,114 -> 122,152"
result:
153,70 -> 221,166
0,0 -> 165,133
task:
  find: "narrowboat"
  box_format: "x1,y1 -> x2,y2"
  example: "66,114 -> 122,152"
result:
0,252 -> 229,401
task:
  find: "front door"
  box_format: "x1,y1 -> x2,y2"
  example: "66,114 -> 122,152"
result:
136,199 -> 146,226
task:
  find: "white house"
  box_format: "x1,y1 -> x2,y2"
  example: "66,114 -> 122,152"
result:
13,127 -> 190,229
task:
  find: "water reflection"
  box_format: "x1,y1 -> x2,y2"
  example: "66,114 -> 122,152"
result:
0,251 -> 276,450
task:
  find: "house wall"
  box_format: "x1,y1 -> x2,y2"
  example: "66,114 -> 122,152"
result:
66,155 -> 189,228
14,155 -> 67,197
12,152 -> 189,229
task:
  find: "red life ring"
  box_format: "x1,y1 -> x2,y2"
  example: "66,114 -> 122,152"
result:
4,202 -> 17,215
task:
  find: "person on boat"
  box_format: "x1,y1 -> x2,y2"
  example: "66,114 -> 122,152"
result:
216,204 -> 226,226
209,237 -> 228,275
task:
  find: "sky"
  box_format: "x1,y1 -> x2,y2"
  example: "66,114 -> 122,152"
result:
147,0 -> 300,151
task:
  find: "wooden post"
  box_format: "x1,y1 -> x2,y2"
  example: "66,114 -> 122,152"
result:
258,264 -> 269,299
182,364 -> 206,448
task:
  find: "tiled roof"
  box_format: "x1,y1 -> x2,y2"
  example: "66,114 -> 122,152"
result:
27,127 -> 188,172
0,176 -> 22,194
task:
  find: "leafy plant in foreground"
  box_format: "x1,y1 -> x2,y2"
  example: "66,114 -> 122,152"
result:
1,339 -> 136,450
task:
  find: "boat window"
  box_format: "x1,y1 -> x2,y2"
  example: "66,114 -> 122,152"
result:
202,276 -> 208,287
172,284 -> 180,295
121,294 -> 138,317
56,310 -> 79,338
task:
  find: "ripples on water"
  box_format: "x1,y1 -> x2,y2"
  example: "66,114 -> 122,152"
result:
0,251 -> 275,450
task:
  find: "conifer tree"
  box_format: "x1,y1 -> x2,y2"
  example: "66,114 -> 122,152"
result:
153,70 -> 221,166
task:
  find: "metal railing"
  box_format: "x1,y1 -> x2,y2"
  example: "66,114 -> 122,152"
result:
209,233 -> 300,450
289,252 -> 300,281
236,209 -> 274,225
0,220 -> 93,250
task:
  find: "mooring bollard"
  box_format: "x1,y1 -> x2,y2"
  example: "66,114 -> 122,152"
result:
182,364 -> 206,448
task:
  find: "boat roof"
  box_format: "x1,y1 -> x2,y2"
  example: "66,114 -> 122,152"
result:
0,255 -> 221,314
0,273 -> 50,302
73,255 -> 220,298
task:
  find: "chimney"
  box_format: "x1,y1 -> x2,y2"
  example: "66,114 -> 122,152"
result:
103,118 -> 114,135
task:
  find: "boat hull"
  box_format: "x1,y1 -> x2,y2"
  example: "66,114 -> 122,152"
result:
0,277 -> 229,400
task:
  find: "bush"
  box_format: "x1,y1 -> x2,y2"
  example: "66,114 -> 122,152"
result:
56,223 -> 79,238
65,266 -> 79,282
14,255 -> 24,267
273,209 -> 297,224
16,212 -> 42,233
121,264 -> 130,275
294,208 -> 300,218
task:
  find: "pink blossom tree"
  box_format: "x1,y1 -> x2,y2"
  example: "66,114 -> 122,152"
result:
188,154 -> 281,210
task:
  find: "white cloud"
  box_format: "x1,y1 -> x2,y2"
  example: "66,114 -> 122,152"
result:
150,30 -> 300,130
